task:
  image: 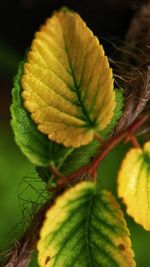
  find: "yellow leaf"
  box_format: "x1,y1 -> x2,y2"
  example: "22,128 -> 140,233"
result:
21,9 -> 115,148
37,181 -> 135,267
118,141 -> 150,230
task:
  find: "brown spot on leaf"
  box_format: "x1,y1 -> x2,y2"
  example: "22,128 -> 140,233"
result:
118,243 -> 126,251
45,256 -> 51,264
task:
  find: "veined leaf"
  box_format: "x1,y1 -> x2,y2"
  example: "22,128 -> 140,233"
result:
118,141 -> 150,230
11,62 -> 100,171
11,61 -> 69,166
10,62 -> 105,175
22,9 -> 116,148
11,61 -> 122,173
11,11 -> 123,169
37,181 -> 135,267
59,89 -> 124,175
11,61 -> 100,171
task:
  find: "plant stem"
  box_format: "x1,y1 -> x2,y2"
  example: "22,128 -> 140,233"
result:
49,164 -> 64,179
94,133 -> 104,143
52,114 -> 149,190
2,115 -> 148,266
125,134 -> 141,148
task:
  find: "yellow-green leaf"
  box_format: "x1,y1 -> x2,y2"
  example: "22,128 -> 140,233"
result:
118,141 -> 150,230
37,181 -> 135,267
21,9 -> 115,148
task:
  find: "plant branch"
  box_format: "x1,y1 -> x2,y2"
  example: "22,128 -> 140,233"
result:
51,114 -> 149,190
125,134 -> 141,148
2,115 -> 148,266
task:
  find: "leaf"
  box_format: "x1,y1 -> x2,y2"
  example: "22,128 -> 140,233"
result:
60,140 -> 100,175
37,181 -> 135,267
118,141 -> 150,230
11,62 -> 121,176
36,166 -> 51,183
101,88 -> 124,137
11,62 -> 100,175
22,9 -> 116,148
10,62 -> 102,176
36,89 -> 124,181
11,61 -> 70,166
36,140 -> 100,184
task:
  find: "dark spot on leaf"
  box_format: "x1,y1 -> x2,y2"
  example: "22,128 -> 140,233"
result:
45,256 -> 51,264
118,243 -> 126,251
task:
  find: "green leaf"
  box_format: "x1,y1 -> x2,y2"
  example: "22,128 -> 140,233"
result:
35,88 -> 123,180
22,9 -> 116,148
11,61 -> 69,166
101,88 -> 124,137
36,166 -> 51,183
35,89 -> 123,180
37,181 -> 135,267
11,62 -> 123,174
60,140 -> 99,175
11,62 -> 99,174
36,140 -> 99,184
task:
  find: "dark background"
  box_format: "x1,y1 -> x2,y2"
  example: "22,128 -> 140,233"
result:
0,0 -> 135,54
0,1 -> 150,266
0,0 -> 141,120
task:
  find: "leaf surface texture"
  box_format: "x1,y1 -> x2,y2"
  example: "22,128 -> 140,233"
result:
38,181 -> 135,267
22,10 -> 115,147
11,62 -> 99,168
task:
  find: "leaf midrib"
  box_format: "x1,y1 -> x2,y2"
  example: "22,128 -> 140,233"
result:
61,27 -> 95,128
85,193 -> 95,266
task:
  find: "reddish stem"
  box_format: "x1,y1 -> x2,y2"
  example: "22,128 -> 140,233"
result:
128,114 -> 149,133
51,114 -> 149,190
125,134 -> 141,148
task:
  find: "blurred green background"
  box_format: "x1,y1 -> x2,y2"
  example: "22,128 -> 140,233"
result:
0,0 -> 150,266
